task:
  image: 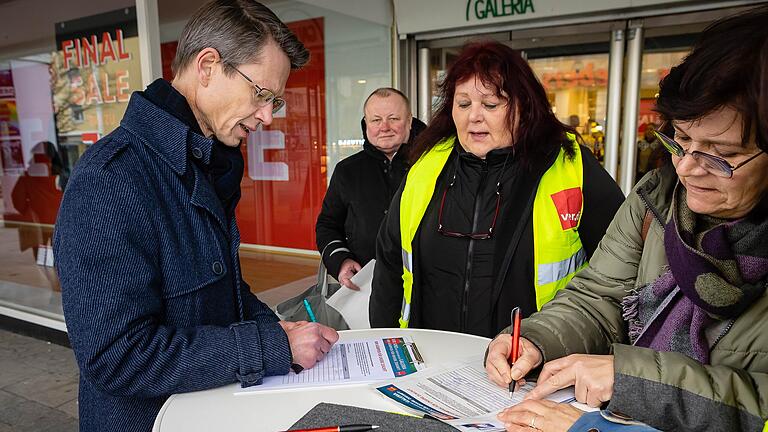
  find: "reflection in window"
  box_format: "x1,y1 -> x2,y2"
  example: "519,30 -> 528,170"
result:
429,49 -> 610,163
530,54 -> 610,163
0,6 -> 142,319
635,50 -> 687,182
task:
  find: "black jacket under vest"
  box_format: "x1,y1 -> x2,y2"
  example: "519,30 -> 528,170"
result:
316,118 -> 426,279
369,142 -> 625,338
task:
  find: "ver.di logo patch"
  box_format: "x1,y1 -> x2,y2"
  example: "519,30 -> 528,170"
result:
550,187 -> 582,230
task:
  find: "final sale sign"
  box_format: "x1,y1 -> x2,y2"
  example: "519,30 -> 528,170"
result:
52,7 -> 142,143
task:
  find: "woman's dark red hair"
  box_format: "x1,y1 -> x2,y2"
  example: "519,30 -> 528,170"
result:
408,40 -> 577,167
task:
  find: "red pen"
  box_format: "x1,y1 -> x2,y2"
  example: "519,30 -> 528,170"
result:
508,306 -> 521,397
283,425 -> 379,432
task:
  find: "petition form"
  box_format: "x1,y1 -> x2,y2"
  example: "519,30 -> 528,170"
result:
235,336 -> 424,394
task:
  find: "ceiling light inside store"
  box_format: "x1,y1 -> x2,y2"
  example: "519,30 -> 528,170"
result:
357,79 -> 367,84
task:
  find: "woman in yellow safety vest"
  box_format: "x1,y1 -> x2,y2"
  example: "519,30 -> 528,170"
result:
369,41 -> 625,338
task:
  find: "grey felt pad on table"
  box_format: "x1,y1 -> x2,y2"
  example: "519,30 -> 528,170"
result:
287,402 -> 459,431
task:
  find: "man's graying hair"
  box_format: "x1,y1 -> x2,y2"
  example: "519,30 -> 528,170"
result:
363,87 -> 411,114
171,0 -> 309,76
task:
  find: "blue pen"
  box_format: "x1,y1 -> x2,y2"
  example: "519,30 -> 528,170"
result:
303,299 -> 317,322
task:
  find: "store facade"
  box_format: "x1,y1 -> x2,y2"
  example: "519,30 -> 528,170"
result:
0,0 -> 765,329
0,0 -> 394,329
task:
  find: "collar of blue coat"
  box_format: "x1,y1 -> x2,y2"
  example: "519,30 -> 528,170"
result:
120,91 -> 216,176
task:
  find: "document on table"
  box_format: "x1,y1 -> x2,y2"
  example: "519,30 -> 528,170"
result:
235,336 -> 425,394
375,356 -> 575,432
326,259 -> 375,329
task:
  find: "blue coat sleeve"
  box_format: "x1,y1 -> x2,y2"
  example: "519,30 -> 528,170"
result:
55,164 -> 290,398
240,277 -> 284,325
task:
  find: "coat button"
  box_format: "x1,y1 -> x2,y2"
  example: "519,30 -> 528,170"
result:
212,261 -> 224,275
192,148 -> 203,159
383,209 -> 388,214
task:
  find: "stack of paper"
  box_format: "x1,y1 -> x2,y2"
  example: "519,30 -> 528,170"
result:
375,356 -> 576,432
326,259 -> 375,329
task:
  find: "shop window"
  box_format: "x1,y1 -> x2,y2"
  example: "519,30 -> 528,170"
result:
0,3 -> 139,319
529,54 -> 610,163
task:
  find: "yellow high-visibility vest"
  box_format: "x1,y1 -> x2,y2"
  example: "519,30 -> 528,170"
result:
531,134 -> 587,309
397,135 -> 585,327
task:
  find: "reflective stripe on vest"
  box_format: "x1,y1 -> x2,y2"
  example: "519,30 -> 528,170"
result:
398,137 -> 454,328
532,136 -> 586,309
398,135 -> 584,326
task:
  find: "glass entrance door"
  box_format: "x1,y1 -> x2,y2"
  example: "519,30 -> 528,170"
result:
631,12 -> 736,183
527,53 -> 610,163
418,5 -> 758,188
634,49 -> 687,182
424,22 -> 616,165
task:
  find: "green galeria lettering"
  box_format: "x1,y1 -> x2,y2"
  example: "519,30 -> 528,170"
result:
465,0 -> 535,21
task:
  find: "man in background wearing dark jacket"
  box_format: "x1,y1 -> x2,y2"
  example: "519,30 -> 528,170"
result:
316,88 -> 425,289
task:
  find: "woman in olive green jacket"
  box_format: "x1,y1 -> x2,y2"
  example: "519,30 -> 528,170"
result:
485,7 -> 768,432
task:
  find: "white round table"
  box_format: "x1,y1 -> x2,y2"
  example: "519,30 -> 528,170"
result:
152,328 -> 491,432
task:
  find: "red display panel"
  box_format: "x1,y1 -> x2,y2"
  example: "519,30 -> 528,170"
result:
161,41 -> 178,81
6,148 -> 63,225
1,67 -> 63,226
237,18 -> 327,250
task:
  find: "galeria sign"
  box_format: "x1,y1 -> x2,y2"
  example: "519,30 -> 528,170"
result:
466,0 -> 535,21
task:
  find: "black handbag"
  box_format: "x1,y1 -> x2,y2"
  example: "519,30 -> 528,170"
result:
274,259 -> 350,331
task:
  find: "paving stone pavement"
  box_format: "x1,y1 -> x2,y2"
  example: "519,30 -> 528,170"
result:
0,328 -> 79,432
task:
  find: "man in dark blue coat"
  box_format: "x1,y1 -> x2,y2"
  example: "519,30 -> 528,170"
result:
53,1 -> 338,431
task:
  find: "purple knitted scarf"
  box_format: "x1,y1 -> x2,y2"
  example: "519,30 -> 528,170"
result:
623,185 -> 768,364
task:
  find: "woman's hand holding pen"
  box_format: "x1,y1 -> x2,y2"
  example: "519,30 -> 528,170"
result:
524,354 -> 614,408
485,335 -> 542,389
278,321 -> 339,369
